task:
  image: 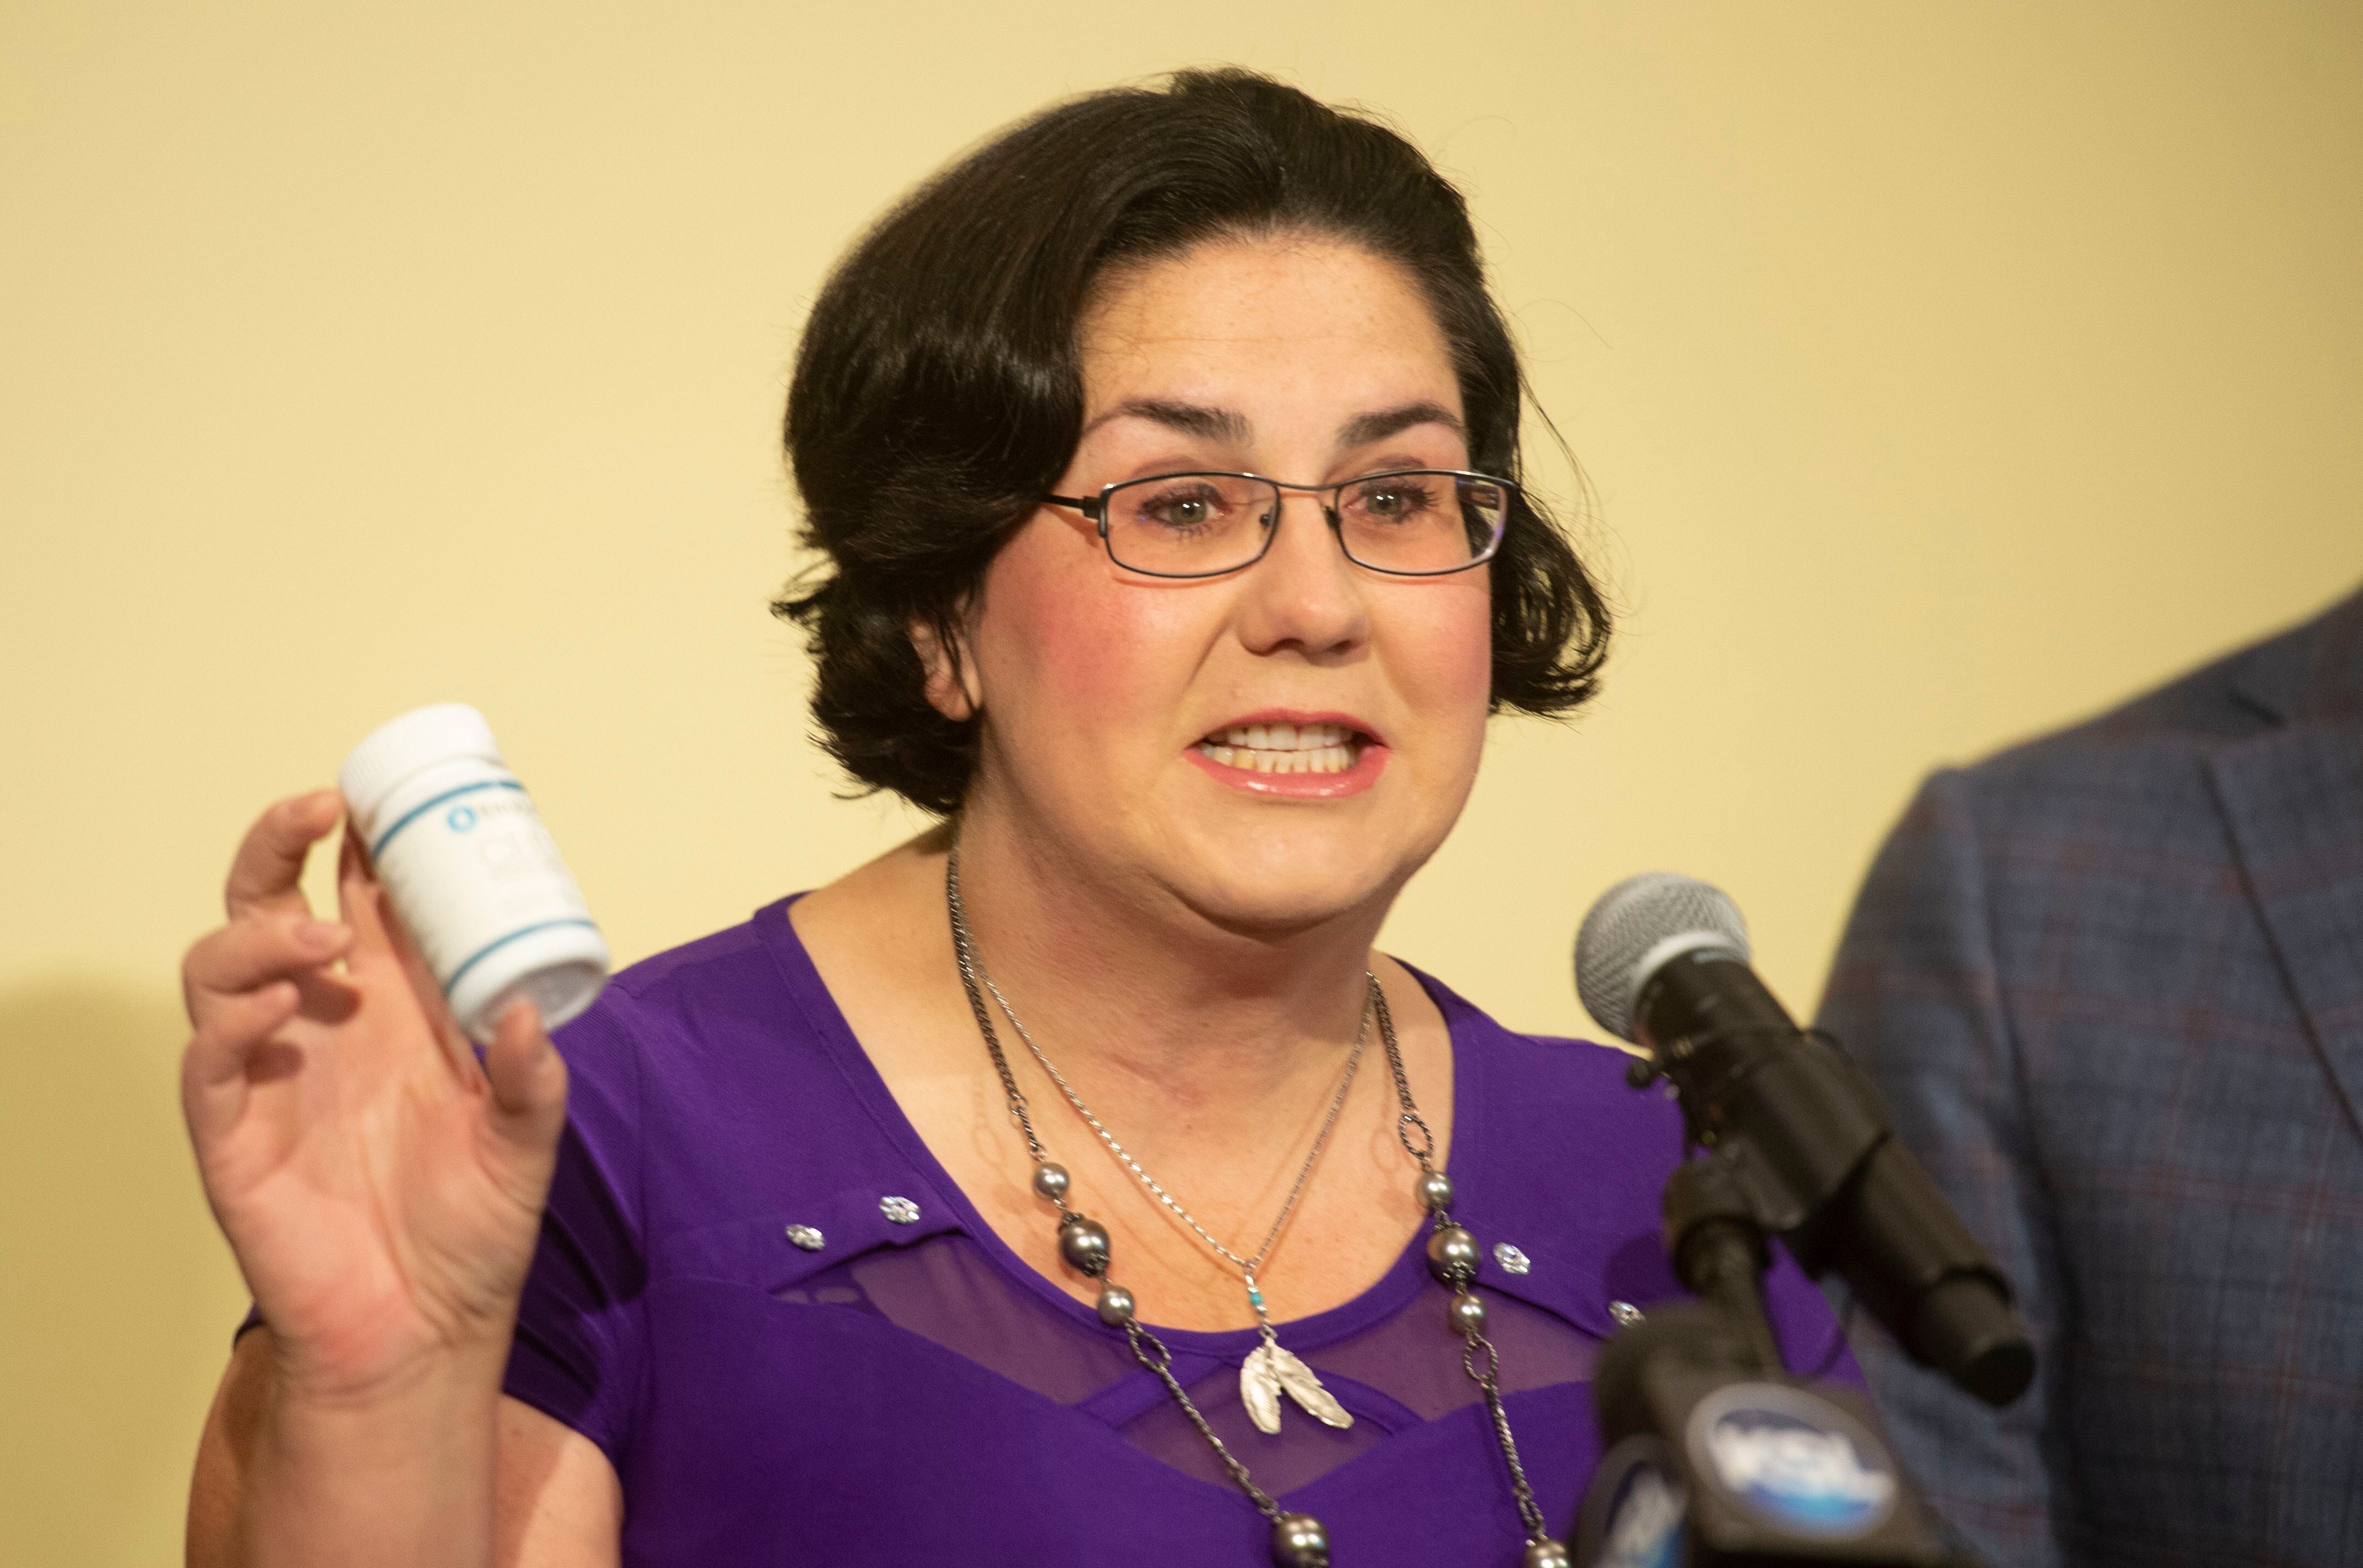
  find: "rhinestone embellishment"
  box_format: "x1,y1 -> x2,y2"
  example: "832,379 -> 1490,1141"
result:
785,1224 -> 825,1251
1493,1243 -> 1531,1275
1609,1299 -> 1645,1328
879,1195 -> 922,1225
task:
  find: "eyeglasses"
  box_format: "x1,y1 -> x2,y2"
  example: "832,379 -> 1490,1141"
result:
1044,469 -> 1514,580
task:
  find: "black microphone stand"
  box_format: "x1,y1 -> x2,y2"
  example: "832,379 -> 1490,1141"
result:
1572,1140 -> 1969,1565
1571,1015 -> 2010,1565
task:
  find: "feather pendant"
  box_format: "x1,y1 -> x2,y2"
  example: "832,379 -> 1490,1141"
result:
1269,1345 -> 1354,1429
1241,1343 -> 1284,1435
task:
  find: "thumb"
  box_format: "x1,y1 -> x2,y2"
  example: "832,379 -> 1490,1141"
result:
482,999 -> 569,1164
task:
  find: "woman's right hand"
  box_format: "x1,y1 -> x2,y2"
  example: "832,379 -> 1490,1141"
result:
179,791 -> 571,1404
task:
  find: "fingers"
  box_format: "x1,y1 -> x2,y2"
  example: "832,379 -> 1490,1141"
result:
180,980 -> 303,1147
337,828 -> 396,964
225,792 -> 343,920
337,830 -> 427,984
183,914 -> 352,1021
179,906 -> 353,1149
481,1001 -> 569,1163
335,843 -> 477,1073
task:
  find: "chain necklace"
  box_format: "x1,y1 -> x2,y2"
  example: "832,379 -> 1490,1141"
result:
974,947 -> 1368,1433
945,845 -> 1569,1568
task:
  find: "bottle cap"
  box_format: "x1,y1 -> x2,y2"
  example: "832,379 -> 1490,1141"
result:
339,703 -> 506,826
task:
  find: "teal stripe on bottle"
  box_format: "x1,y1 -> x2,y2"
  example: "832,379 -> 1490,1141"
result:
441,918 -> 601,998
369,779 -> 527,859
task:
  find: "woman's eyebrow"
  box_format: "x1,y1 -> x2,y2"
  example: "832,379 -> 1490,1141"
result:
1078,399 -> 1251,442
1336,401 -> 1464,448
1075,397 -> 1463,448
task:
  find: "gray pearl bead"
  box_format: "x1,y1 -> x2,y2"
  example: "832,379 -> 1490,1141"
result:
1521,1539 -> 1572,1568
1096,1282 -> 1136,1326
1449,1288 -> 1487,1336
1269,1511 -> 1331,1567
1426,1224 -> 1479,1286
1058,1214 -> 1112,1277
1415,1169 -> 1455,1212
1032,1163 -> 1070,1202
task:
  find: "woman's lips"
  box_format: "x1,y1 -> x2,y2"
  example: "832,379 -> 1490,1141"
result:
1182,718 -> 1380,798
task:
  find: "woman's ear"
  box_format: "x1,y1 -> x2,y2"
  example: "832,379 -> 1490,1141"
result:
911,610 -> 984,723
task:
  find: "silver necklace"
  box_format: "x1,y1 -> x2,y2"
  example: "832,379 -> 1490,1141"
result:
974,956 -> 1367,1434
945,845 -> 1570,1568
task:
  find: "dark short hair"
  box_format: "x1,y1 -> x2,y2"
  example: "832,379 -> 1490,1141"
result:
775,69 -> 1611,814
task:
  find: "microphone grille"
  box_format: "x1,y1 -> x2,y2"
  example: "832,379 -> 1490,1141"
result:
1574,872 -> 1751,1043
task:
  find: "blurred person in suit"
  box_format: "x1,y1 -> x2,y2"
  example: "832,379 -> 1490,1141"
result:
1819,584 -> 2363,1566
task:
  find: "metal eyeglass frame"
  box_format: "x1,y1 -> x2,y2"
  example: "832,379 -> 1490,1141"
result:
1042,467 -> 1516,580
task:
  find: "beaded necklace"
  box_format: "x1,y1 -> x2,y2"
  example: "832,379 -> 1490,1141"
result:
945,848 -> 1571,1567
976,957 -> 1367,1431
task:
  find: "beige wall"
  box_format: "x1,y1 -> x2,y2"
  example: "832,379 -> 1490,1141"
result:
4,1 -> 2359,1558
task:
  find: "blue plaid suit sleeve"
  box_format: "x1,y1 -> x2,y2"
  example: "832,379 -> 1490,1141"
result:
1817,769 -> 2069,1568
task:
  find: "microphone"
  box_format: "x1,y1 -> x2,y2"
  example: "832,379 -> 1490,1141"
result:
1576,872 -> 2035,1407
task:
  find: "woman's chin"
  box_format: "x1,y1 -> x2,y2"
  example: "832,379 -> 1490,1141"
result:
1172,880 -> 1373,937
1150,829 -> 1412,936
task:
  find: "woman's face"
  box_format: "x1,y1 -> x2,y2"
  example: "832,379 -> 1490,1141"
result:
955,233 -> 1495,933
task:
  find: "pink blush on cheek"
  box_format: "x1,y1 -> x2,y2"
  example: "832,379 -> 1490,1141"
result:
1384,581 -> 1493,712
972,520 -> 1200,738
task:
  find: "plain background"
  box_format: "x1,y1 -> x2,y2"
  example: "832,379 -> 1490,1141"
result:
4,2 -> 2358,1559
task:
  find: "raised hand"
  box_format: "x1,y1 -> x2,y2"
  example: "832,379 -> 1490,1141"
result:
179,791 -> 571,1402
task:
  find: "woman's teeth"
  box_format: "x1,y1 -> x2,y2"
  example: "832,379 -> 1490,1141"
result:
1195,721 -> 1364,775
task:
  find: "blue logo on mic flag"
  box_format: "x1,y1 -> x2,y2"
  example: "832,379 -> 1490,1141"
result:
446,805 -> 478,832
1687,1384 -> 1896,1538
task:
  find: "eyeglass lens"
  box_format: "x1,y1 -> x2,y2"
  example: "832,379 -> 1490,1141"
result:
1100,472 -> 1507,577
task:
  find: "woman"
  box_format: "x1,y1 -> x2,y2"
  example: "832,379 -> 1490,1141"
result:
181,70 -> 1849,1566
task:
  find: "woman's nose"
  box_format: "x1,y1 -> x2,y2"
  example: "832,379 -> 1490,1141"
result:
1232,491 -> 1370,657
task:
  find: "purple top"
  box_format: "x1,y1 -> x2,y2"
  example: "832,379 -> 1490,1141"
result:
272,896 -> 1856,1563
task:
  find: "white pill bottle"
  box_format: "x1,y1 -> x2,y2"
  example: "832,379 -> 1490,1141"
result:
339,703 -> 610,1043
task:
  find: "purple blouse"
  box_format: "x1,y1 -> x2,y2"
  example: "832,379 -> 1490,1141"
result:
275,895 -> 1857,1563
